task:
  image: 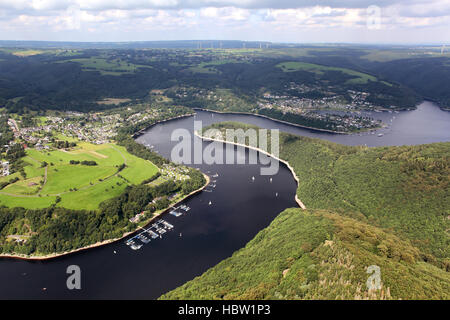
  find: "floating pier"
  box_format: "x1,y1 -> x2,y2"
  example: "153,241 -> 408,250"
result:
125,218 -> 176,250
170,210 -> 183,217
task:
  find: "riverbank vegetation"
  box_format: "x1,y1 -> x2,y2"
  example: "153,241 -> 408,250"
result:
0,168 -> 204,256
164,121 -> 450,300
161,208 -> 449,300
0,108 -> 205,257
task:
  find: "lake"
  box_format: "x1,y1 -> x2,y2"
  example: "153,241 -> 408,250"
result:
0,101 -> 448,299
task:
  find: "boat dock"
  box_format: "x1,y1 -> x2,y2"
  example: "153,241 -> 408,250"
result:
125,218 -> 176,250
125,204 -> 192,250
169,204 -> 191,216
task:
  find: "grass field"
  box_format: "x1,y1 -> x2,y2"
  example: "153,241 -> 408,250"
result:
61,57 -> 152,76
97,98 -> 132,105
0,142 -> 159,210
276,61 -> 378,84
360,49 -> 450,62
187,59 -> 245,74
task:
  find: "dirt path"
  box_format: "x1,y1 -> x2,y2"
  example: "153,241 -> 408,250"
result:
0,146 -> 128,198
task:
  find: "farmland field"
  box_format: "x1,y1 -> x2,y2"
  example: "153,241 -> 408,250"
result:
187,59 -> 246,74
276,61 -> 378,84
0,142 -> 159,210
61,57 -> 152,76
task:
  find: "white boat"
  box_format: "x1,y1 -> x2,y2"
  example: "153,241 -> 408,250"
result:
170,210 -> 183,217
162,221 -> 174,229
148,230 -> 159,239
131,244 -> 142,251
209,201 -> 212,205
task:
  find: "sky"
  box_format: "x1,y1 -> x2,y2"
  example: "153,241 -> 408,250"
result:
0,0 -> 449,44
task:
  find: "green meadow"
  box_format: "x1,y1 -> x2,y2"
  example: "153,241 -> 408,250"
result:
276,61 -> 378,84
0,142 -> 158,210
187,59 -> 246,74
61,57 -> 152,76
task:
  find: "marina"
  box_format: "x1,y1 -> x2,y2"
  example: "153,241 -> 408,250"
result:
125,205 -> 190,250
125,217 -> 180,250
169,204 -> 191,217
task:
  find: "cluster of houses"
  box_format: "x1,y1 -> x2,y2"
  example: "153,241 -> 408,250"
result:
1,161 -> 9,177
263,85 -> 376,111
125,108 -> 161,125
10,113 -> 118,147
160,164 -> 190,181
7,106 -> 171,153
258,100 -> 380,131
258,86 -> 383,131
129,211 -> 146,223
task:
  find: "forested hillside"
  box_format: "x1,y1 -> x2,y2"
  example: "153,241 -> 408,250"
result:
161,209 -> 449,300
1,46 -> 448,113
162,122 -> 450,300
368,58 -> 450,109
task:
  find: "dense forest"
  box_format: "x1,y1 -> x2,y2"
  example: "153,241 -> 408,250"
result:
164,122 -> 450,299
367,58 -> 450,109
0,117 -> 13,148
0,46 -> 448,114
162,208 -> 449,300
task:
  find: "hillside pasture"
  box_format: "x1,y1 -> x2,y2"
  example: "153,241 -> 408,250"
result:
60,57 -> 152,76
0,142 -> 159,210
276,61 -> 378,84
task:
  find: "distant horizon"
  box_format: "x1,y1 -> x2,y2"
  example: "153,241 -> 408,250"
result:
0,40 -> 448,47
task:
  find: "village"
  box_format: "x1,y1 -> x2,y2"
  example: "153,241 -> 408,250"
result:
261,83 -> 380,111
4,106 -> 164,151
259,86 -> 382,131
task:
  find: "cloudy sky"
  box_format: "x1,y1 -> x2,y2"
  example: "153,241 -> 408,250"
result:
0,0 -> 449,44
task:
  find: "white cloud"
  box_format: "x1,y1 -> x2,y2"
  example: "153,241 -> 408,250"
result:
0,0 -> 448,43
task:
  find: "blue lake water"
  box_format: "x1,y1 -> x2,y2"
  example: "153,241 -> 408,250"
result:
0,100 -> 448,299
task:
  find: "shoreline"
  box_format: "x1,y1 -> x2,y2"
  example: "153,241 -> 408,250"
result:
0,111 -> 207,261
132,113 -> 195,139
194,131 -> 306,210
0,172 -> 210,261
193,108 -> 361,135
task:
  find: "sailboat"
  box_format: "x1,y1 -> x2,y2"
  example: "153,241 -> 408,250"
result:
252,176 -> 255,181
209,201 -> 212,205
